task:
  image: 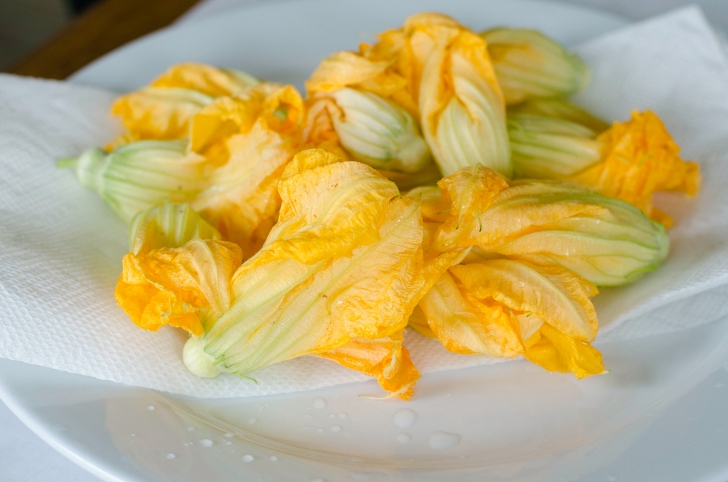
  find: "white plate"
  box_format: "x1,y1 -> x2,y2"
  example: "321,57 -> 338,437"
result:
2,1 -> 728,481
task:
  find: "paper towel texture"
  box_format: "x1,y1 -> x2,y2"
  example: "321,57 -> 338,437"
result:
1,7 -> 728,398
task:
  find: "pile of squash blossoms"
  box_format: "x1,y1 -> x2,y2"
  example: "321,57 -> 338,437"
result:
61,13 -> 700,400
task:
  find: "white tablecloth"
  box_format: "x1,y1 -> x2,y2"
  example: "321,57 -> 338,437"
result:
2,1 -> 726,481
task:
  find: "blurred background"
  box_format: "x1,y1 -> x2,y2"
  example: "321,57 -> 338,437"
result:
2,0 -> 727,75
0,0 -> 71,71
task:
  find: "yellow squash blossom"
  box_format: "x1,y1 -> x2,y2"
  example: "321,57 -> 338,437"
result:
306,13 -> 510,177
415,259 -> 604,379
58,139 -> 212,222
117,149 -> 425,399
508,109 -> 700,226
188,83 -> 305,257
110,63 -> 260,147
432,165 -> 669,286
116,203 -> 242,336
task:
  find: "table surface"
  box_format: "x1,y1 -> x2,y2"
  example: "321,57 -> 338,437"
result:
2,0 -> 728,480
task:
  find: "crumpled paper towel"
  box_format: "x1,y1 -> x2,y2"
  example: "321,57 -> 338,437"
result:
1,6 -> 728,398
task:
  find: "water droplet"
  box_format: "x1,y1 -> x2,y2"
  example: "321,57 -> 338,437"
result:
316,428 -> 325,433
270,456 -> 278,461
338,412 -> 348,419
330,425 -> 341,432
224,432 -> 234,437
147,405 -> 155,411
248,417 -> 258,425
329,414 -> 335,419
393,409 -> 417,428
200,439 -> 213,447
130,433 -> 136,437
225,441 -> 232,445
313,398 -> 327,409
304,414 -> 312,419
243,454 -> 254,462
429,432 -> 461,450
166,453 -> 175,459
187,426 -> 195,431
397,433 -> 411,443
518,281 -> 525,288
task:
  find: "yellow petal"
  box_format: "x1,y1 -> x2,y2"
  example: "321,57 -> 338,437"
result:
256,149 -> 400,265
572,110 -> 701,226
418,271 -> 522,357
110,87 -> 213,145
150,63 -> 260,97
450,259 -> 598,341
523,323 -> 605,379
191,120 -> 294,258
317,333 -> 421,400
115,239 -> 243,336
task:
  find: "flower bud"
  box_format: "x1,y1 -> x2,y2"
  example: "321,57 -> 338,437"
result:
329,88 -> 432,173
482,28 -> 590,104
58,139 -> 211,222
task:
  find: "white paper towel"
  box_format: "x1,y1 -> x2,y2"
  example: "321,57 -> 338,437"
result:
1,6 -> 728,398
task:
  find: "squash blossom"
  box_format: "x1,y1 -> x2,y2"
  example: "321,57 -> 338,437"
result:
306,13 -> 511,178
116,149 -> 425,399
187,82 -> 305,257
116,203 -> 241,337
481,28 -> 590,105
57,139 -> 212,222
414,260 -> 604,379
409,14 -> 511,177
110,63 -> 260,148
508,109 -> 701,226
305,88 -> 432,173
432,165 -> 669,287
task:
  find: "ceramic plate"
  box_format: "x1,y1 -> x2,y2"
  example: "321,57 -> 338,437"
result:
2,1 -> 728,481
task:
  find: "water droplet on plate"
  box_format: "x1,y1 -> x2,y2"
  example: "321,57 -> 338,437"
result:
187,426 -> 195,431
329,414 -> 335,419
130,433 -> 136,437
429,431 -> 461,450
200,439 -> 213,448
313,397 -> 327,409
225,441 -> 232,445
316,428 -> 325,433
166,453 -> 175,459
270,456 -> 278,461
393,409 -> 417,428
147,405 -> 155,411
397,433 -> 411,443
224,432 -> 234,437
243,454 -> 254,462
338,412 -> 348,419
330,425 -> 341,433
248,417 -> 258,424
